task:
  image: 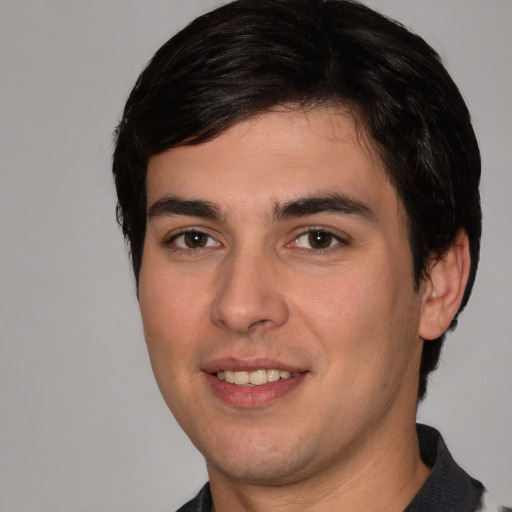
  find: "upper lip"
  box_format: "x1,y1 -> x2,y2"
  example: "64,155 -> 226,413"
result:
202,357 -> 305,374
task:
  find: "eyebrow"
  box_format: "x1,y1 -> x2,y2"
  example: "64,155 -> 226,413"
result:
274,193 -> 376,222
147,192 -> 376,224
147,196 -> 223,222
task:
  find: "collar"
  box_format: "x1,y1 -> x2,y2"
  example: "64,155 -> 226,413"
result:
405,424 -> 484,512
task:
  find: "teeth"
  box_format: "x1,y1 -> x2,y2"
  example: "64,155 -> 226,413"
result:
234,371 -> 249,385
267,369 -> 280,382
249,369 -> 267,385
216,369 -> 297,386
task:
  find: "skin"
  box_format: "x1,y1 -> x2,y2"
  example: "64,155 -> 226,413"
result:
138,107 -> 469,511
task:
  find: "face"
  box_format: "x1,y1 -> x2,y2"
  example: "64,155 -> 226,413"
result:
139,108 -> 425,485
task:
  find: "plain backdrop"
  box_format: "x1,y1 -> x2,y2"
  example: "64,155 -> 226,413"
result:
1,1 -> 511,510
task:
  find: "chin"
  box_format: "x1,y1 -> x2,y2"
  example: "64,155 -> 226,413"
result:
200,426 -> 318,485
208,451 -> 312,485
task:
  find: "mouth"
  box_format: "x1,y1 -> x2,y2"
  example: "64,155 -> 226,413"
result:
204,360 -> 307,407
216,369 -> 300,386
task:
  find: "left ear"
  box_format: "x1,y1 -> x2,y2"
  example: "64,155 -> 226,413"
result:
419,230 -> 471,341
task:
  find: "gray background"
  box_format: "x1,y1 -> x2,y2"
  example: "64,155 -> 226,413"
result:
1,1 -> 510,510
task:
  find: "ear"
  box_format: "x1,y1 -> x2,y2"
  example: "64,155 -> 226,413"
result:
419,230 -> 471,340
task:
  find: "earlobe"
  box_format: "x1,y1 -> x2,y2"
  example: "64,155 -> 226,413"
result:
419,230 -> 471,340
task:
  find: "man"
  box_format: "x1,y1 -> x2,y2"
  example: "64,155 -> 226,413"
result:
112,1 -> 509,510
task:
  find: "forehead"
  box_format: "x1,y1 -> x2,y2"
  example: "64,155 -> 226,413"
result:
146,107 -> 397,218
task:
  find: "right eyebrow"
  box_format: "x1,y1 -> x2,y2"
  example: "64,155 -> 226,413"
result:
147,196 -> 223,222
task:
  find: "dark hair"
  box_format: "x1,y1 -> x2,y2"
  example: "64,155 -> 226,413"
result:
113,0 -> 481,400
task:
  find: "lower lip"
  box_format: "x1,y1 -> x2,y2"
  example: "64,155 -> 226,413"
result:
204,372 -> 305,408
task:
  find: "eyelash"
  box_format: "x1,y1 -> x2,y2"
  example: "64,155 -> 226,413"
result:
165,229 -> 221,252
164,228 -> 348,255
287,229 -> 348,254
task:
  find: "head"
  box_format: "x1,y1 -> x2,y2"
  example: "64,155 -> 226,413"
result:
113,0 -> 480,404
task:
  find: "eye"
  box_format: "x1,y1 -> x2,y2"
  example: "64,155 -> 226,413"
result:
170,231 -> 221,250
291,230 -> 344,251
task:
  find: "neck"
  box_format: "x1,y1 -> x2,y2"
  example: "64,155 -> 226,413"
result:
208,420 -> 430,512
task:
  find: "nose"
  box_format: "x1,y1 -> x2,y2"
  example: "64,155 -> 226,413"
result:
210,248 -> 289,334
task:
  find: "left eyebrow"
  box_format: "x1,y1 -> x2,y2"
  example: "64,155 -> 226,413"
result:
274,193 -> 377,223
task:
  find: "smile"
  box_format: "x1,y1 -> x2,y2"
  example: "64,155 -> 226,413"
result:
204,361 -> 307,407
216,369 -> 299,386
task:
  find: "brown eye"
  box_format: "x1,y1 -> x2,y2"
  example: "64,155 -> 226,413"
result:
171,231 -> 220,250
289,230 -> 345,252
308,231 -> 333,249
183,232 -> 208,248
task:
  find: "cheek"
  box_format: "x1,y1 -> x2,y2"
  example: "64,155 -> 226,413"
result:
291,264 -> 386,334
291,254 -> 419,367
139,260 -> 208,335
137,263 -> 207,383
298,266 -> 420,420
138,268 -> 210,417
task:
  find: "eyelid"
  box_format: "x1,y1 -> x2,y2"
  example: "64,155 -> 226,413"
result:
286,227 -> 350,251
164,227 -> 222,249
